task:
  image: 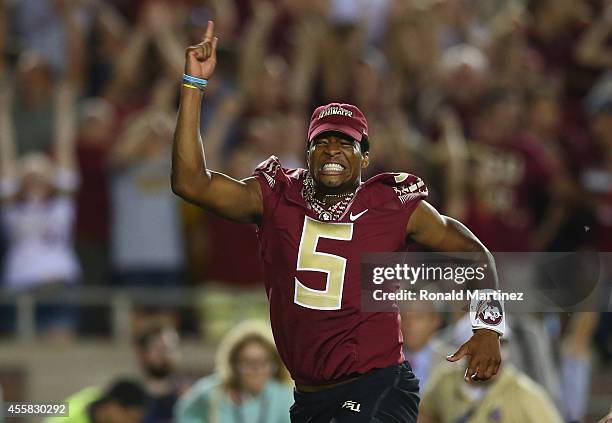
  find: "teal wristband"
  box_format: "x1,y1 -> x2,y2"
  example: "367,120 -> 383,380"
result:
183,74 -> 208,90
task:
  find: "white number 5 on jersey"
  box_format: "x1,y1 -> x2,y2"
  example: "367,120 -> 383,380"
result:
294,216 -> 353,310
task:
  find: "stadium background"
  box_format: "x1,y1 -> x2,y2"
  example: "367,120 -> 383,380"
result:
0,0 -> 611,421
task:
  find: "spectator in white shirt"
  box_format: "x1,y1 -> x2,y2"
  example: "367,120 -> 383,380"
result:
0,7 -> 83,338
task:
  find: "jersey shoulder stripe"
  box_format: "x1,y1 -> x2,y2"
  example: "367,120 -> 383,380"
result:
361,172 -> 428,206
255,155 -> 283,189
392,173 -> 428,204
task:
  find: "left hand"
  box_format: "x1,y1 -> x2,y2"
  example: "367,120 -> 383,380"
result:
446,329 -> 501,382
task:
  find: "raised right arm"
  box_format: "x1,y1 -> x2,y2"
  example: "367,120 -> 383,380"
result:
171,21 -> 263,224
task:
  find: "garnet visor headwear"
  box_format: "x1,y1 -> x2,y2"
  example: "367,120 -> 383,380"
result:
307,103 -> 369,144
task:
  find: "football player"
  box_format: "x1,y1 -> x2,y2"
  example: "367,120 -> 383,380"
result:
172,21 -> 504,423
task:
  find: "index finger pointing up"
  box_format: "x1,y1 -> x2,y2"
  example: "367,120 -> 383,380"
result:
202,20 -> 215,43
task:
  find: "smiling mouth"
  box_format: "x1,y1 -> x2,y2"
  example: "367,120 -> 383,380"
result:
320,162 -> 346,175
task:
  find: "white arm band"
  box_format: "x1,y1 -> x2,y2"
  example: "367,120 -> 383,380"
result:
470,289 -> 505,337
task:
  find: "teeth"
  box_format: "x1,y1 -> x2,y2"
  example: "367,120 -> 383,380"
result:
322,163 -> 344,172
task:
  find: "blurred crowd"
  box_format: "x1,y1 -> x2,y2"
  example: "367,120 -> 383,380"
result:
1,0 -> 612,421
42,320 -> 295,423
2,0 -> 612,287
33,313 -> 609,423
2,0 -> 612,297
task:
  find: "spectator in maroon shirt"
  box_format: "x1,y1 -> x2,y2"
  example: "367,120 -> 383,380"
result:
75,97 -> 116,286
582,97 -> 612,252
525,86 -> 595,250
526,0 -> 599,128
465,89 -> 558,251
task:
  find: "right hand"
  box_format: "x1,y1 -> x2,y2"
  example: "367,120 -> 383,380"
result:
185,20 -> 218,80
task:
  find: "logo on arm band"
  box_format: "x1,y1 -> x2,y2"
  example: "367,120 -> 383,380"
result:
476,299 -> 503,326
470,289 -> 505,336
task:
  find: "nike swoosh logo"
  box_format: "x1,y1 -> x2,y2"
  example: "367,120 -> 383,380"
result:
349,209 -> 368,221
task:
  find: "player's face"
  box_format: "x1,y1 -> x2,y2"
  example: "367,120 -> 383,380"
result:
307,133 -> 369,193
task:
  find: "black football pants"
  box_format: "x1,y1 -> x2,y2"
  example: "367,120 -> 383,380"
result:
290,362 -> 420,423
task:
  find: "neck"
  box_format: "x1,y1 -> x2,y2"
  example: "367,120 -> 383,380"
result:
227,386 -> 264,403
241,387 -> 263,398
313,187 -> 356,206
314,181 -> 359,197
314,188 -> 353,198
146,378 -> 173,396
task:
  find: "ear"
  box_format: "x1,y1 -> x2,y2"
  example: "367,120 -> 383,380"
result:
306,140 -> 315,161
361,151 -> 370,169
306,140 -> 312,154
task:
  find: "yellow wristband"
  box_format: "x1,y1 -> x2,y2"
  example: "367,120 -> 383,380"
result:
182,83 -> 202,91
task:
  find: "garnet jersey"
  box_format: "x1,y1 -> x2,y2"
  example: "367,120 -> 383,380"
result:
253,156 -> 428,385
